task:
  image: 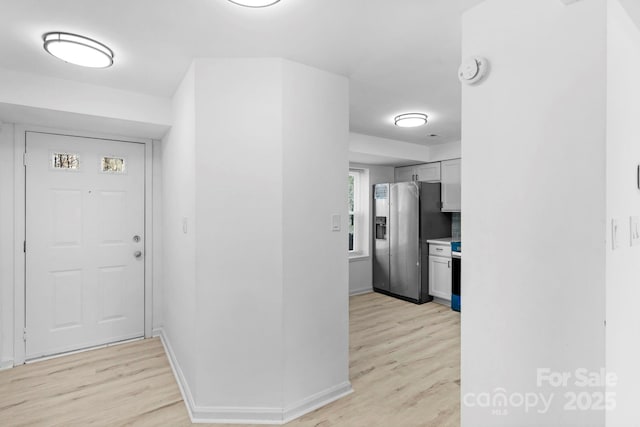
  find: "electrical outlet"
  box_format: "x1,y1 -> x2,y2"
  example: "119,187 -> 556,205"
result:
631,216 -> 640,247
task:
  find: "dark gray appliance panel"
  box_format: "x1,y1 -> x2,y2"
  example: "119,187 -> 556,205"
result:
372,184 -> 390,292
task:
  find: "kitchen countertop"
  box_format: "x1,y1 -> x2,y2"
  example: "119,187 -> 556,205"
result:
426,237 -> 453,245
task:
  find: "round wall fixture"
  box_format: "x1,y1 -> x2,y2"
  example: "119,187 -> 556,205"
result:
394,113 -> 428,128
43,32 -> 114,68
228,0 -> 281,7
458,57 -> 489,85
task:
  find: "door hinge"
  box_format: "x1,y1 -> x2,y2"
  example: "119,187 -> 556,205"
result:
23,152 -> 27,167
23,240 -> 26,253
23,328 -> 27,341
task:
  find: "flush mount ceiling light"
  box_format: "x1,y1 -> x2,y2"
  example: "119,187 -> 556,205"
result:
43,32 -> 114,68
394,113 -> 428,128
227,0 -> 281,7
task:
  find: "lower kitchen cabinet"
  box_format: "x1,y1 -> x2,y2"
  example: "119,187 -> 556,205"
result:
429,255 -> 452,301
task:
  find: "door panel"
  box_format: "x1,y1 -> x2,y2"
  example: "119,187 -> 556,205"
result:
441,159 -> 461,212
25,132 -> 145,359
389,182 -> 420,300
415,163 -> 441,182
394,166 -> 415,182
429,256 -> 452,301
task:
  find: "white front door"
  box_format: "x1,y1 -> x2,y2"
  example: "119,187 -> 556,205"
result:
25,132 -> 145,359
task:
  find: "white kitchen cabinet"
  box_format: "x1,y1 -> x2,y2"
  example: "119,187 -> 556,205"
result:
394,162 -> 441,183
415,163 -> 441,182
394,165 -> 415,182
429,254 -> 452,301
441,158 -> 461,212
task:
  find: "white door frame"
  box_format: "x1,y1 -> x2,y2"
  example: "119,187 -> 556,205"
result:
13,125 -> 155,365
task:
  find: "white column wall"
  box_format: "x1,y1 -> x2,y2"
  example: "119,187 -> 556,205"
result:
193,58 -> 285,411
158,58 -> 350,422
281,60 -> 350,411
461,0 -> 607,425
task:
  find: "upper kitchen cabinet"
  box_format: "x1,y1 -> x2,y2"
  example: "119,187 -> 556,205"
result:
395,165 -> 415,182
441,158 -> 461,212
415,163 -> 441,182
394,162 -> 441,183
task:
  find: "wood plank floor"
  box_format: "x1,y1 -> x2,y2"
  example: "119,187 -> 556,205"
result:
0,292 -> 460,426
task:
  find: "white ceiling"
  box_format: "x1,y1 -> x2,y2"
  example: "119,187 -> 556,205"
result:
0,0 -> 464,145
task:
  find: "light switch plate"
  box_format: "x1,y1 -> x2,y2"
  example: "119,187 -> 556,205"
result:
631,216 -> 640,247
612,218 -> 619,250
331,214 -> 341,232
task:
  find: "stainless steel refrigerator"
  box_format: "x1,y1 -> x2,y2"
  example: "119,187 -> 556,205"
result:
373,182 -> 451,303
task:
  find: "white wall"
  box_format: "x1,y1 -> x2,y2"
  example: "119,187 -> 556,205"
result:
0,123 -> 14,369
0,67 -> 171,129
429,140 -> 461,162
606,1 -> 640,424
461,1 -> 606,426
160,64 -> 198,391
348,163 -> 394,295
349,132 -> 432,164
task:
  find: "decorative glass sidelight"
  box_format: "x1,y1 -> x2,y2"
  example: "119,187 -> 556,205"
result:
52,153 -> 80,170
101,156 -> 125,173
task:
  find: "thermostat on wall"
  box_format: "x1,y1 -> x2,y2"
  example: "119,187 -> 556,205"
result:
458,57 -> 489,85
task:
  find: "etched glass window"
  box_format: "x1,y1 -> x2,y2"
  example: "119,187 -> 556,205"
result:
52,153 -> 79,170
101,157 -> 125,173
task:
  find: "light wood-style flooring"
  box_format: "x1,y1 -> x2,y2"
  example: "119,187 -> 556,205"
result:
0,292 -> 460,426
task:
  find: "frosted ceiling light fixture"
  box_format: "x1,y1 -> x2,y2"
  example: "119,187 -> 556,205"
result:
43,32 -> 114,68
394,113 -> 428,128
229,0 -> 280,7
228,0 -> 281,7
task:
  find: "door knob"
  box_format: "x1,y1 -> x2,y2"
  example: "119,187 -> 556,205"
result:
133,235 -> 141,242
134,251 -> 143,259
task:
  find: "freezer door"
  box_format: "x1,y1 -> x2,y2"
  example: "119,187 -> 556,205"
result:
373,184 -> 391,291
389,182 -> 421,300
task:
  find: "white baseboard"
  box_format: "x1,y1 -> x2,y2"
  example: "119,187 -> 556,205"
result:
0,359 -> 14,370
156,328 -> 198,422
349,287 -> 373,296
156,328 -> 352,424
283,381 -> 353,423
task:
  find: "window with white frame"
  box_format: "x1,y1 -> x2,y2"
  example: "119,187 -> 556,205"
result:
348,168 -> 368,255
